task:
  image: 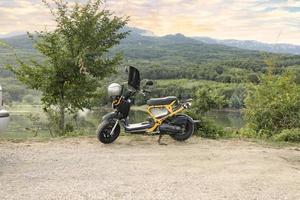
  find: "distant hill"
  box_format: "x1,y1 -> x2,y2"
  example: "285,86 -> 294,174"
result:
0,27 -> 264,65
1,34 -> 35,50
0,26 -> 300,103
193,37 -> 300,55
2,26 -> 300,56
0,31 -> 26,39
1,26 -> 300,80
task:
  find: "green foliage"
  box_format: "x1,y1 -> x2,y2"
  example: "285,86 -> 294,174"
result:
26,113 -> 41,137
215,66 -> 224,75
247,73 -> 260,84
65,123 -> 74,133
244,71 -> 300,135
185,86 -> 227,139
186,110 -> 225,139
273,129 -> 300,142
144,79 -> 247,109
7,0 -> 128,134
3,29 -> 300,86
44,109 -> 61,137
239,127 -> 257,138
228,87 -> 246,109
192,87 -> 226,114
196,118 -> 226,139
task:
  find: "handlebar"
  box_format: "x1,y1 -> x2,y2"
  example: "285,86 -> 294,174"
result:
138,89 -> 151,96
142,89 -> 151,93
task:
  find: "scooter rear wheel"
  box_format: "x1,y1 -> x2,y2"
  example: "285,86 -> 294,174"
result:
170,119 -> 194,141
97,121 -> 120,144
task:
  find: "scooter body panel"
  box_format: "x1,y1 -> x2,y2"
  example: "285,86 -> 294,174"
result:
123,121 -> 154,133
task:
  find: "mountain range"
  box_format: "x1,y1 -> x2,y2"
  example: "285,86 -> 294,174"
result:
122,27 -> 300,55
193,37 -> 300,55
1,26 -> 300,55
1,26 -> 300,103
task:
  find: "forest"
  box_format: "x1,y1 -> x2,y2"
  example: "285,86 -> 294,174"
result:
2,31 -> 300,106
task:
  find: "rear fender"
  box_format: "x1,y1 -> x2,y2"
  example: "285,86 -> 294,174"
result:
171,114 -> 195,125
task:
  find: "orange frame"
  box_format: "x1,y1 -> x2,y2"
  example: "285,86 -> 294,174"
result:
146,100 -> 184,133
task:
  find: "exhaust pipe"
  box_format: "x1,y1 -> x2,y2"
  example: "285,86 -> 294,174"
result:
159,124 -> 182,134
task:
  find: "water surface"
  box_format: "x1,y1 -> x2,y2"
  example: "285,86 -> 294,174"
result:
1,106 -> 244,139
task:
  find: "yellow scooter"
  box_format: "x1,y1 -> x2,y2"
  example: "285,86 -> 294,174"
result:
97,66 -> 196,144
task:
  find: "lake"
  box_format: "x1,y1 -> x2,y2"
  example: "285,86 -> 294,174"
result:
205,109 -> 245,129
1,105 -> 244,139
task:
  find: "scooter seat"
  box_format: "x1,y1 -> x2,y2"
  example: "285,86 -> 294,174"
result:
147,96 -> 177,106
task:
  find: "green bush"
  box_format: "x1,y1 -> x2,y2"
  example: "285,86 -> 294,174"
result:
196,118 -> 225,139
244,72 -> 300,135
185,110 -> 225,139
273,129 -> 300,142
191,87 -> 226,114
239,127 -> 257,138
185,86 -> 230,139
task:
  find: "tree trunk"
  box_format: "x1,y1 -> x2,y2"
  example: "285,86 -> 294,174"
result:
59,103 -> 65,135
59,82 -> 65,135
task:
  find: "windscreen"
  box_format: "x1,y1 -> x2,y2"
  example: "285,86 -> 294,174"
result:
128,66 -> 140,90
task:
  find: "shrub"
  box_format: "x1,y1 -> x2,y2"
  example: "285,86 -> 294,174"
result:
191,87 -> 226,114
248,73 -> 260,84
185,110 -> 225,139
239,127 -> 257,138
196,118 -> 225,139
273,129 -> 300,142
244,72 -> 300,135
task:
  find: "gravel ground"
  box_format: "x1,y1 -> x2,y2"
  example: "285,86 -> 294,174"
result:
0,136 -> 300,200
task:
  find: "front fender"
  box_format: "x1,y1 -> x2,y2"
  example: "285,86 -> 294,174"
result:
102,112 -> 118,121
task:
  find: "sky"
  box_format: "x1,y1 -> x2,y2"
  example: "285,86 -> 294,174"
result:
0,0 -> 299,44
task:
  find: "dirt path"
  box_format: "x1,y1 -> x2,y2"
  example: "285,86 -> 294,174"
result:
0,136 -> 300,200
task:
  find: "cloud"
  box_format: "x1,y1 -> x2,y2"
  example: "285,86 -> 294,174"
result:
0,0 -> 54,34
0,0 -> 299,44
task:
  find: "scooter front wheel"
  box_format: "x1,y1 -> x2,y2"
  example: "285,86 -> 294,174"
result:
97,120 -> 120,144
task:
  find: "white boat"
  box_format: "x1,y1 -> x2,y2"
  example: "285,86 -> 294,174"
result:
0,86 -> 9,132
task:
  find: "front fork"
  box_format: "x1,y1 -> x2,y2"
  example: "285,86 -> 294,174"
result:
109,119 -> 119,136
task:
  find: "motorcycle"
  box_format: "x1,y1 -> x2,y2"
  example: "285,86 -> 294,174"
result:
96,66 -> 197,144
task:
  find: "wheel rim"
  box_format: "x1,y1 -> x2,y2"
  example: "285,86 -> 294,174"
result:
178,122 -> 191,136
102,122 -> 121,139
103,128 -> 112,138
102,123 -> 116,138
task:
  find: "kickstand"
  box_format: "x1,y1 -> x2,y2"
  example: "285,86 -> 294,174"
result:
158,134 -> 167,145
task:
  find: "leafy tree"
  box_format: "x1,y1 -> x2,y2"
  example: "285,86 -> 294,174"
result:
191,87 -> 226,115
247,73 -> 260,84
8,0 -> 128,134
228,87 -> 246,109
215,66 -> 224,75
185,87 -> 226,138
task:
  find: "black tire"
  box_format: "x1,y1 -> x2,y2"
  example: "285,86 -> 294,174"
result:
97,120 -> 120,144
170,117 -> 194,141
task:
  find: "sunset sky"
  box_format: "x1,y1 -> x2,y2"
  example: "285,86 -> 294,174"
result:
0,0 -> 299,44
